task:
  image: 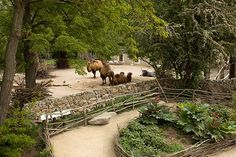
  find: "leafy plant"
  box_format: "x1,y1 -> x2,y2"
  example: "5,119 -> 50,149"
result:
70,59 -> 87,75
230,92 -> 236,121
177,102 -> 236,140
119,121 -> 183,157
39,148 -> 51,157
139,103 -> 177,125
0,109 -> 36,157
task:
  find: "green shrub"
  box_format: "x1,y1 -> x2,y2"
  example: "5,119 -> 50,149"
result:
0,109 -> 36,157
177,102 -> 236,140
70,59 -> 87,75
139,103 -> 177,125
230,92 -> 236,121
120,102 -> 236,157
119,121 -> 183,157
39,148 -> 51,157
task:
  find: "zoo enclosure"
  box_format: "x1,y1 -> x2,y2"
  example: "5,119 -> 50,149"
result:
41,83 -> 233,157
42,86 -> 232,136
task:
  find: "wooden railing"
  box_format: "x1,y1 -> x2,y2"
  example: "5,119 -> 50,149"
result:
43,87 -> 159,137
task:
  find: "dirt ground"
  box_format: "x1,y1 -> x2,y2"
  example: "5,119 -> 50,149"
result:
51,110 -> 140,157
40,64 -> 154,98
209,147 -> 236,157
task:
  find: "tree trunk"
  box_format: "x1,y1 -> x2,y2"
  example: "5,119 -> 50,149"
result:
229,56 -> 236,79
56,51 -> 70,69
23,0 -> 38,88
24,50 -> 38,88
0,0 -> 25,124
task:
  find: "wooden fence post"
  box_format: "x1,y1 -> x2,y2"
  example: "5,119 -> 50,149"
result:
132,92 -> 135,110
112,98 -> 115,112
83,106 -> 87,126
155,78 -> 168,103
192,90 -> 195,102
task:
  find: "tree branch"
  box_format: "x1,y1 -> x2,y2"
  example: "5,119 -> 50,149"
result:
32,20 -> 47,29
29,0 -> 43,4
58,0 -> 74,5
31,9 -> 39,24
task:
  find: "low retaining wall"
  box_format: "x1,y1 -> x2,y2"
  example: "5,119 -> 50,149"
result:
27,80 -> 157,120
27,79 -> 236,121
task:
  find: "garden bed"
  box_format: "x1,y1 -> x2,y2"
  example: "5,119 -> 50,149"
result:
115,101 -> 236,157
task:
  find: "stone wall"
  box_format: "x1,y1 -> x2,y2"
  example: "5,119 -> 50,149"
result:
27,80 -> 157,120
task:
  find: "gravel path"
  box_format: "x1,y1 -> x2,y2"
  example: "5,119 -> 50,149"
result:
50,110 -> 139,157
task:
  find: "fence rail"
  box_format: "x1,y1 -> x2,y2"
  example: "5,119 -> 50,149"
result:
44,87 -> 160,137
160,88 -> 232,104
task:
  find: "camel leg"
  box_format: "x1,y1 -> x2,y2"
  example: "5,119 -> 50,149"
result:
92,70 -> 96,78
102,79 -> 106,85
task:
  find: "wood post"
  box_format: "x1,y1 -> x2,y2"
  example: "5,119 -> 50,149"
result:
83,106 -> 87,126
112,98 -> 115,112
132,93 -> 135,110
192,90 -> 195,102
155,78 -> 168,103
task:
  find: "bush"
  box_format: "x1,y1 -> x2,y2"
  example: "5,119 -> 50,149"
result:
177,102 -> 236,140
139,103 -> 177,125
230,92 -> 236,121
120,102 -> 236,157
119,121 -> 183,157
0,109 -> 36,157
39,148 -> 51,157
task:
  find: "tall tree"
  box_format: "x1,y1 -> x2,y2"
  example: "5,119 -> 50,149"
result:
22,0 -> 38,88
0,0 -> 25,124
19,0 -> 165,88
137,0 -> 236,87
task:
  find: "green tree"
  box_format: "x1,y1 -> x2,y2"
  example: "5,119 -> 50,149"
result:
0,0 -> 167,123
0,109 -> 36,157
137,0 -> 236,87
19,0 -> 167,88
0,0 -> 25,124
0,0 -> 12,67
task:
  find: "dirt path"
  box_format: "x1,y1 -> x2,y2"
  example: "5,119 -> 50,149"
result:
209,147 -> 236,157
50,110 -> 139,157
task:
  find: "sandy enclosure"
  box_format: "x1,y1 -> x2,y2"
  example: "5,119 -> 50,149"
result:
39,64 -> 155,98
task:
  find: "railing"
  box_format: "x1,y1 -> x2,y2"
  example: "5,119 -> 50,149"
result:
43,87 -> 159,137
161,88 -> 232,104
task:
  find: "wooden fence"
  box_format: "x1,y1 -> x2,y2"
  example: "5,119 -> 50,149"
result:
161,87 -> 232,104
44,87 -> 160,137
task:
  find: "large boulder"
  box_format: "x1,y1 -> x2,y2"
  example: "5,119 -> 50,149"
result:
88,112 -> 117,125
